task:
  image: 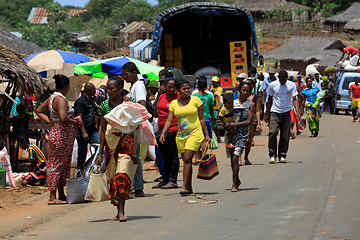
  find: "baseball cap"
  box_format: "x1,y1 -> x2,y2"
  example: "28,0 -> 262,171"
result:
212,76 -> 220,82
237,73 -> 247,79
147,80 -> 159,88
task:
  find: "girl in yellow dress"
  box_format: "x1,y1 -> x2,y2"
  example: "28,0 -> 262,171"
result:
160,79 -> 211,195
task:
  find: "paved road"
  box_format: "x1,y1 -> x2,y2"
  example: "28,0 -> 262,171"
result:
10,114 -> 360,240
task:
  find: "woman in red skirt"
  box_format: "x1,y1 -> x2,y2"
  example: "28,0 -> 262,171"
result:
36,74 -> 85,204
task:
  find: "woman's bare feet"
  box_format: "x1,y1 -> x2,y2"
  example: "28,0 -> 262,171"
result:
119,212 -> 127,222
111,215 -> 119,221
231,180 -> 241,192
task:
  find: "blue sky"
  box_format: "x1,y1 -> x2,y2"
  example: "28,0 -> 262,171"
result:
55,0 -> 158,7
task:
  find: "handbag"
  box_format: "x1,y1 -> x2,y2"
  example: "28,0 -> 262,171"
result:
84,168 -> 109,202
197,144 -> 219,180
66,169 -> 89,204
209,130 -> 219,149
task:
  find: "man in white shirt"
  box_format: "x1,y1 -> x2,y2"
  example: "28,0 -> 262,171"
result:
264,70 -> 300,164
122,62 -> 147,197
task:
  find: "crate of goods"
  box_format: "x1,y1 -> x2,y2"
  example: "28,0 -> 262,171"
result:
165,47 -> 174,62
174,61 -> 183,72
220,77 -> 232,88
164,33 -> 173,48
173,47 -> 183,61
165,61 -> 174,68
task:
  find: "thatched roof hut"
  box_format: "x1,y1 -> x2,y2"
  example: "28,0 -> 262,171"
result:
234,0 -> 306,22
325,3 -> 360,33
325,2 -> 360,24
344,19 -> 360,34
0,27 -> 45,55
0,43 -> 46,135
262,37 -> 346,74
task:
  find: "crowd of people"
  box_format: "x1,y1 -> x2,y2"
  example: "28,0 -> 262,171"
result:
10,59 -> 348,221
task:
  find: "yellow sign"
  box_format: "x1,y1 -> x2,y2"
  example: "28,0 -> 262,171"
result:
229,41 -> 248,86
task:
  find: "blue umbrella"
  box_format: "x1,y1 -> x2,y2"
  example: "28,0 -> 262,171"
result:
74,56 -> 162,80
24,50 -> 91,77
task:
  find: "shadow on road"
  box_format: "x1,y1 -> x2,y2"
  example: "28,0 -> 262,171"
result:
193,192 -> 220,195
127,215 -> 161,221
225,188 -> 260,191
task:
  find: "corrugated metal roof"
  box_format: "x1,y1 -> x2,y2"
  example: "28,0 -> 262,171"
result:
27,7 -> 87,24
129,39 -> 144,48
120,22 -> 154,34
134,39 -> 152,51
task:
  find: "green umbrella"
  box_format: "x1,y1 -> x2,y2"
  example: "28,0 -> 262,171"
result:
74,56 -> 162,80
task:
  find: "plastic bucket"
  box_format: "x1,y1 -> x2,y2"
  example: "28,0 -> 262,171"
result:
0,162 -> 6,187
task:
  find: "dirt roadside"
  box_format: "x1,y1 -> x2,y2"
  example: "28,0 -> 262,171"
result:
0,160 -> 159,239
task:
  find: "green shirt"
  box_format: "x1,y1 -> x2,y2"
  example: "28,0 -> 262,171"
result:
99,99 -> 115,115
192,92 -> 214,119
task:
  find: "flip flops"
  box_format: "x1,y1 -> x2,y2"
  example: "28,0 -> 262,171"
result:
47,199 -> 67,205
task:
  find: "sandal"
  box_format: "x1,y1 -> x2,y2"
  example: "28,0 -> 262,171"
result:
244,161 -> 252,165
161,182 -> 178,189
154,176 -> 162,182
179,189 -> 193,195
152,182 -> 166,189
192,160 -> 201,165
47,199 -> 67,205
145,166 -> 158,171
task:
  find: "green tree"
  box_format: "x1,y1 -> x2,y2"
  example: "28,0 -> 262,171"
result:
111,0 -> 156,24
46,2 -> 68,31
60,16 -> 86,32
84,16 -> 113,44
0,0 -> 53,30
20,23 -> 70,50
46,2 -> 68,24
84,0 -> 130,20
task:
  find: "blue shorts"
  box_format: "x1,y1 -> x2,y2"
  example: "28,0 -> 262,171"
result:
203,118 -> 212,139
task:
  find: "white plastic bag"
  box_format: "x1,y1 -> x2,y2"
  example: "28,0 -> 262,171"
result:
71,139 -> 78,168
305,64 -> 319,77
147,146 -> 156,161
0,148 -> 15,187
350,55 -> 359,66
134,120 -> 157,146
104,102 -> 152,134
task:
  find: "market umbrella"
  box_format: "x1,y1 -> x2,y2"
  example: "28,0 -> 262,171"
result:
24,50 -> 91,78
74,56 -> 162,80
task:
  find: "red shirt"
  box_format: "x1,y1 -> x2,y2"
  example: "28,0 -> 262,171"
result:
158,93 -> 178,132
344,46 -> 358,55
350,83 -> 360,99
296,82 -> 306,92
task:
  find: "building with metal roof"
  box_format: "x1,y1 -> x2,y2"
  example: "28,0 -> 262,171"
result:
27,8 -> 87,24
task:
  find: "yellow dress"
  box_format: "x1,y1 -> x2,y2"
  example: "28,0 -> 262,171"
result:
169,97 -> 204,153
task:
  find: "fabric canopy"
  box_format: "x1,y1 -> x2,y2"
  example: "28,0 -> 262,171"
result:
74,56 -> 162,80
24,50 -> 91,72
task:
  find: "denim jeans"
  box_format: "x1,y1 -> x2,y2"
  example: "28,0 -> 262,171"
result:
158,131 -> 179,184
76,127 -> 100,170
268,111 -> 291,159
131,142 -> 144,191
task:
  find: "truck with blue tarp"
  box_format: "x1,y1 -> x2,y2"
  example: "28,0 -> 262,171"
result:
151,2 -> 259,87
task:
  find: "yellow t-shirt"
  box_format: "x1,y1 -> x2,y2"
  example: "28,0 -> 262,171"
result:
211,86 -> 223,110
169,96 -> 203,140
219,106 -> 232,123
